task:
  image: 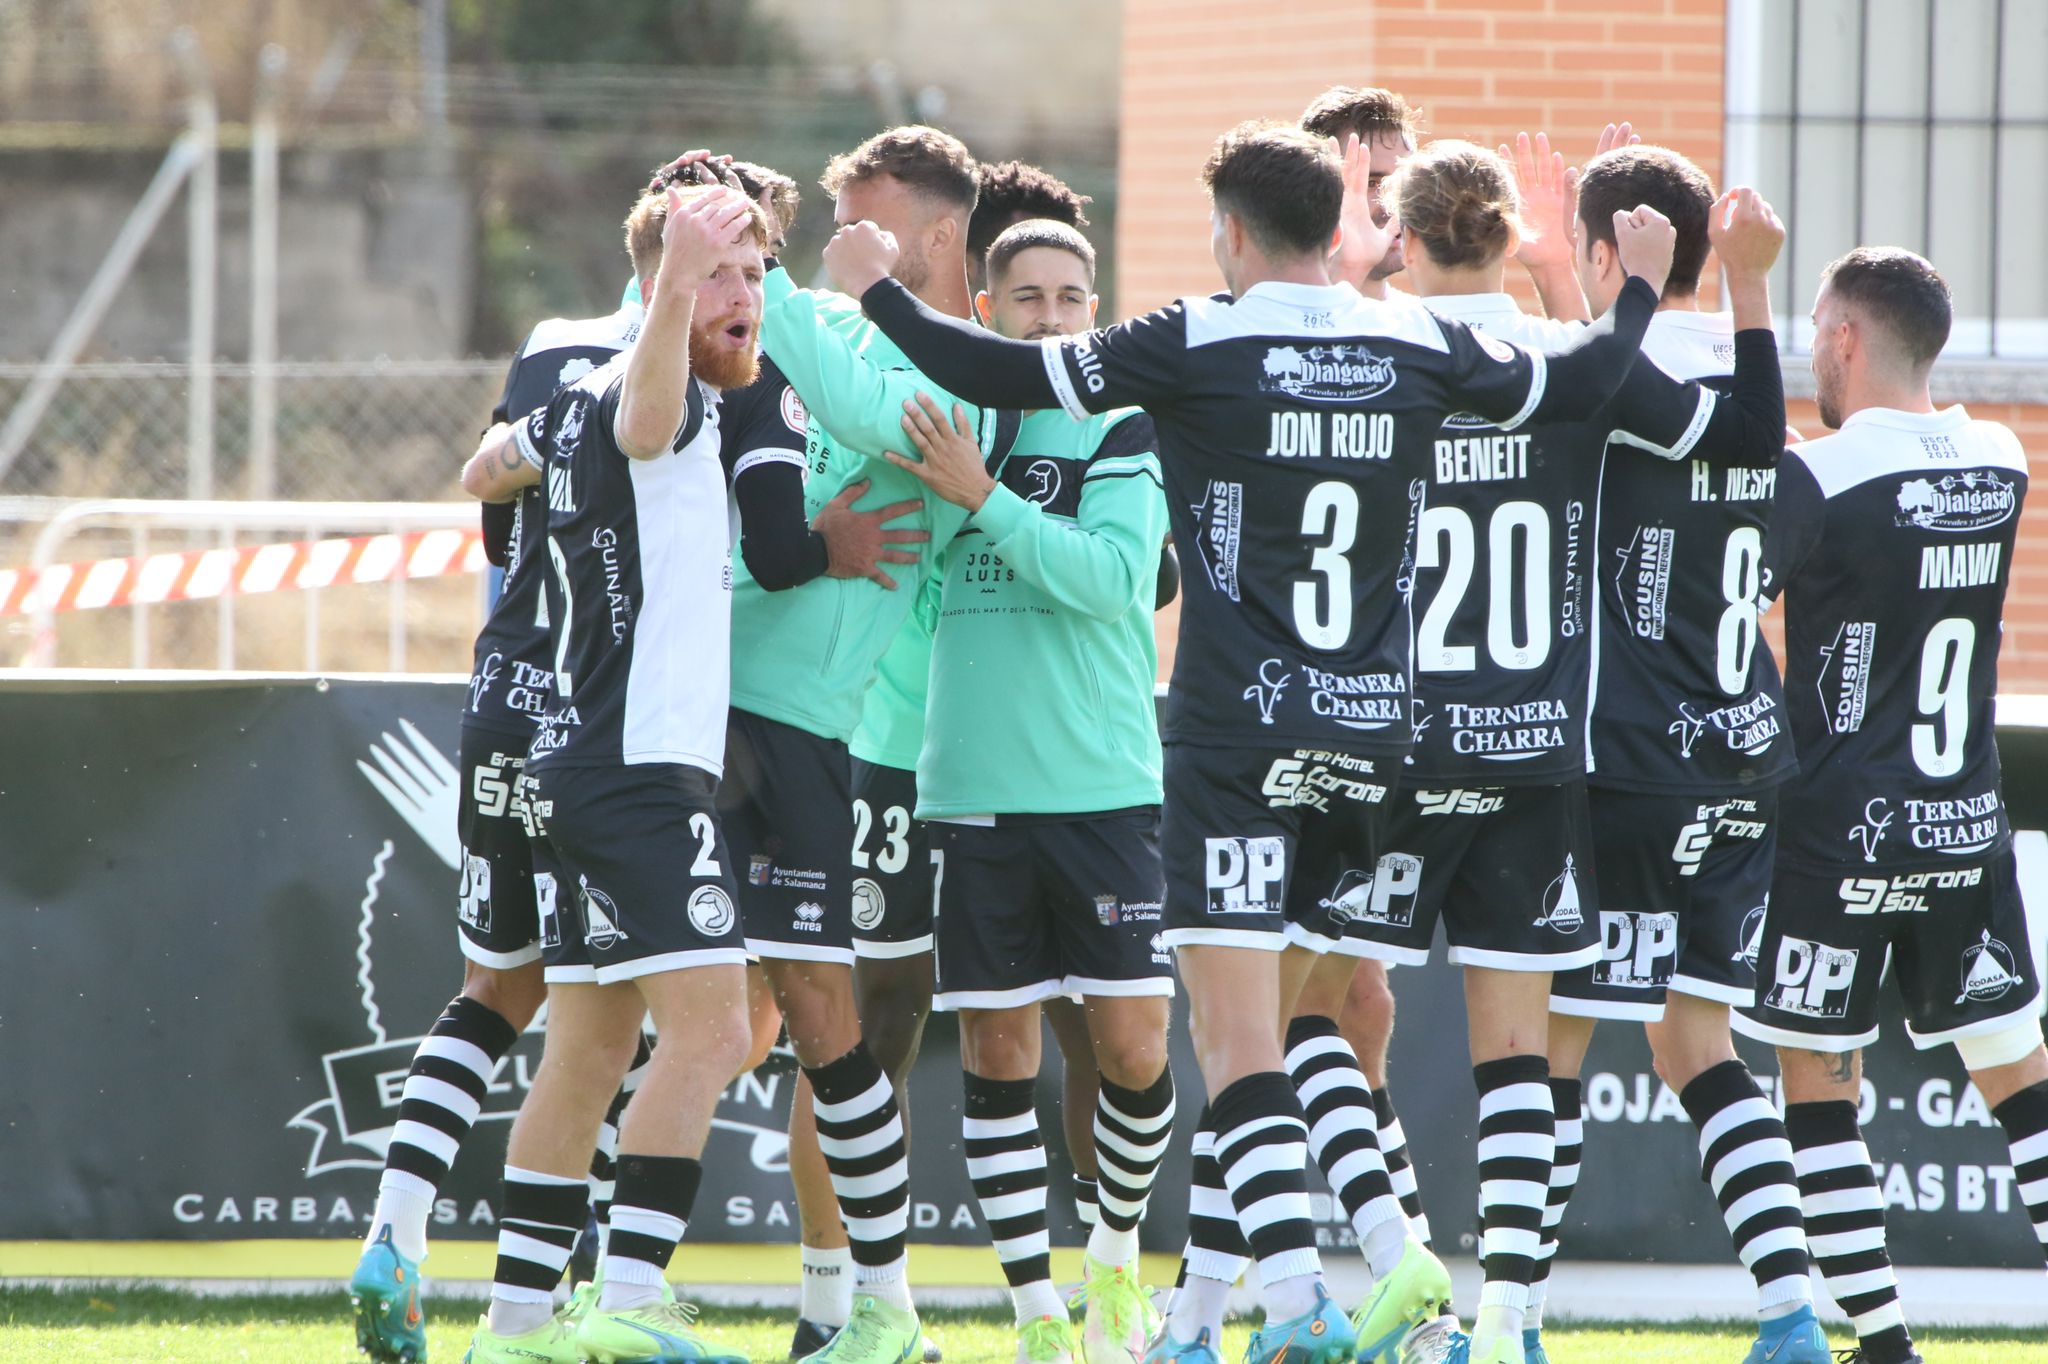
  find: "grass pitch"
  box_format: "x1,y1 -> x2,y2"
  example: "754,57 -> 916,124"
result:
1,1288 -> 2043,1362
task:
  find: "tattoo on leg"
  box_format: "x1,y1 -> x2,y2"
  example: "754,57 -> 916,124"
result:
1823,1049 -> 1856,1084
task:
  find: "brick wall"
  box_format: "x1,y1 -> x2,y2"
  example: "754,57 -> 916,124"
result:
1123,0 -> 2048,690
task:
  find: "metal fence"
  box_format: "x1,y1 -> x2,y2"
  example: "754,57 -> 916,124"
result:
0,359 -> 506,504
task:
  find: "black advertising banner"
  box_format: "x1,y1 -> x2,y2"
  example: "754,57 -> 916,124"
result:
0,675 -> 2043,1269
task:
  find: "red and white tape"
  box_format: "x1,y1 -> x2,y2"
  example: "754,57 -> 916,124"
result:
0,527 -> 489,618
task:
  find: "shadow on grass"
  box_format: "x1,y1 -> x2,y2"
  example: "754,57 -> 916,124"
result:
0,1286 -> 1001,1332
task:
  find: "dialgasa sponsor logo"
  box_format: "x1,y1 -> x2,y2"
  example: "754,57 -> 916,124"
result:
1894,470 -> 2017,532
1259,344 -> 1397,402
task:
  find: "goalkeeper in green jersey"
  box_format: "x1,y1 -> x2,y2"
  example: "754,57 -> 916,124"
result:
774,217 -> 1176,1364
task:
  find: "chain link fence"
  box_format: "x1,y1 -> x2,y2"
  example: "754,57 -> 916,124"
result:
0,359 -> 508,672
0,359 -> 507,502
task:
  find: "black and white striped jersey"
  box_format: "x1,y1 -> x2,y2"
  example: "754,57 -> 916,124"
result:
514,358 -> 734,775
1765,405 -> 2027,871
1586,312 -> 1797,794
1039,283 -> 1548,757
466,304 -> 642,736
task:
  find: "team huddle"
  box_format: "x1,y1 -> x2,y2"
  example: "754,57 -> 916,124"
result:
342,82 -> 2048,1364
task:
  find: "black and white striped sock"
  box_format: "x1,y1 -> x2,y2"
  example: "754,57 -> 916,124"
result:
1090,1068 -> 1176,1267
807,1044 -> 913,1308
1681,1060 -> 1812,1318
1473,1055 -> 1554,1335
1164,1110 -> 1247,1348
487,1165 -> 586,1336
1073,1175 -> 1101,1229
1991,1080 -> 2048,1274
1374,1084 -> 1431,1245
374,995 -> 519,1260
1285,1016 -> 1405,1276
963,1072 -> 1059,1322
598,1154 -> 700,1311
1785,1100 -> 1914,1363
1184,1111 -> 1252,1283
1529,1076 -> 1582,1329
590,1033 -> 654,1257
1212,1071 -> 1322,1315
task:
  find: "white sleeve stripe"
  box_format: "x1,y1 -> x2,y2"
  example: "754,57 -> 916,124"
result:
1611,387 -> 1719,461
1497,346 -> 1547,432
513,419 -> 546,470
731,447 -> 805,478
1666,387 -> 1717,459
1042,337 -> 1090,419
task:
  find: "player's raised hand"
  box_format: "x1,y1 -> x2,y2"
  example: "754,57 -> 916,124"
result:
648,148 -> 730,193
1594,120 -> 1641,159
813,477 -> 929,590
1329,131 -> 1397,287
1708,187 -> 1785,281
885,394 -> 994,513
822,221 -> 902,297
662,185 -> 754,286
1501,130 -> 1575,270
1612,204 -> 1677,297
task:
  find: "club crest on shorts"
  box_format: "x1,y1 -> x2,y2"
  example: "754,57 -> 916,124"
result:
851,877 -> 886,932
748,854 -> 774,887
1956,929 -> 2022,1004
1096,895 -> 1120,925
1733,900 -> 1768,970
1533,853 -> 1583,932
687,884 -> 735,938
581,879 -> 628,949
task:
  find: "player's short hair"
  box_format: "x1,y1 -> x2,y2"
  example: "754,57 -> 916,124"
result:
1384,139 -> 1522,271
1822,247 -> 1953,371
821,125 -> 980,215
1203,120 -> 1343,259
649,157 -> 801,239
986,219 -> 1097,287
623,185 -> 771,286
968,161 -> 1092,262
1300,85 -> 1421,148
1575,146 -> 1715,295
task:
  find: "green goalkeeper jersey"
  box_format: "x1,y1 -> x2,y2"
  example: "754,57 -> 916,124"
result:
915,406 -> 1166,819
736,268 -> 1002,742
849,578 -> 937,772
